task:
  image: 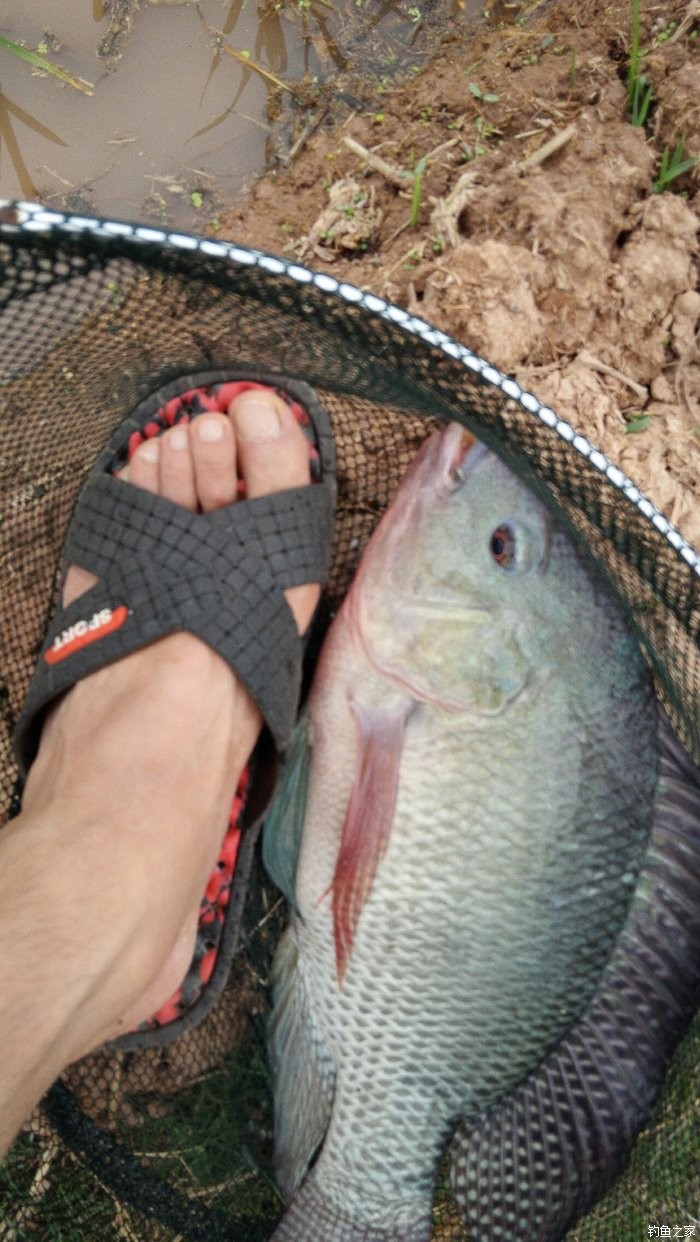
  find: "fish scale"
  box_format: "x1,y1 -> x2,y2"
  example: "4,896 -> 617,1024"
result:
449,714 -> 700,1241
263,426 -> 671,1241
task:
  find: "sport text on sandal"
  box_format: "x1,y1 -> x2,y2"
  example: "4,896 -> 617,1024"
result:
44,606 -> 129,665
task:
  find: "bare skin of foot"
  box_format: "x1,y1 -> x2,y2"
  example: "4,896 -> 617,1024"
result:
0,389 -> 319,1156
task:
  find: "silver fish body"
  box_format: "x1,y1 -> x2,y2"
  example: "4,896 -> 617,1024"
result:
265,425 -> 659,1241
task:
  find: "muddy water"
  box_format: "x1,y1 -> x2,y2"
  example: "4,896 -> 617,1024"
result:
0,0 -> 473,229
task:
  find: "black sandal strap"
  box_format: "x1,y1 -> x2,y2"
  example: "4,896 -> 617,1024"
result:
67,471 -> 334,595
15,472 -> 334,772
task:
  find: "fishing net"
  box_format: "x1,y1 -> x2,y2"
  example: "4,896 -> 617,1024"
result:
0,201 -> 697,1241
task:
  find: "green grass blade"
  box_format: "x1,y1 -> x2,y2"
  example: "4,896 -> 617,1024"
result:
411,156 -> 427,228
207,28 -> 294,93
0,35 -> 94,95
627,0 -> 640,110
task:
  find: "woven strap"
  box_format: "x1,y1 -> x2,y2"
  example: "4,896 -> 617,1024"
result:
15,470 -> 334,772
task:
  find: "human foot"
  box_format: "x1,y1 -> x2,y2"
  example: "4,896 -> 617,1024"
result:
16,380 -> 331,1052
62,388 -> 320,630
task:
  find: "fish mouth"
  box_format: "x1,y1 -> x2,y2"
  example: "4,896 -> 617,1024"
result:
448,431 -> 489,480
431,422 -> 485,492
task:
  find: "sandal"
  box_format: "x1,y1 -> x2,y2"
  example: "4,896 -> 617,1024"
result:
14,368 -> 336,1049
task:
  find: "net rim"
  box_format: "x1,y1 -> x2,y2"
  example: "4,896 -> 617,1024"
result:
0,197 -> 697,579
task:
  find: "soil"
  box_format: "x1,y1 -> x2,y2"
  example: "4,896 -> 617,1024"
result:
216,0 -> 700,549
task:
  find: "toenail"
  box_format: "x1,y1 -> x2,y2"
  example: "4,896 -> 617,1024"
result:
196,416 -> 225,443
168,427 -> 189,451
137,441 -> 160,464
234,395 -> 283,441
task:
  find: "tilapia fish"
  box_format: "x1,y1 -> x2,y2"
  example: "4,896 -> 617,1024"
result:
263,424 -> 700,1242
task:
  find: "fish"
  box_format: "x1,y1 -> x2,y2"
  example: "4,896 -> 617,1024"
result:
262,423 -> 699,1241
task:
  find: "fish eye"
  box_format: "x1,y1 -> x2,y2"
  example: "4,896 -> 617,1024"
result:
489,523 -> 518,571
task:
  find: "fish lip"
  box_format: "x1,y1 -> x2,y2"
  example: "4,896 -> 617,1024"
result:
453,435 -> 490,479
441,427 -> 491,479
431,423 -> 486,493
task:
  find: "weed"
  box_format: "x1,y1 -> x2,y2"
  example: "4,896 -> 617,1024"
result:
468,82 -> 500,103
191,190 -> 203,209
411,156 -> 427,228
208,28 -> 293,93
569,48 -> 577,85
653,137 -> 698,192
627,0 -> 653,126
629,72 -> 653,126
474,115 -> 499,140
653,20 -> 677,46
0,33 -> 93,94
460,144 -> 487,161
625,414 -> 651,434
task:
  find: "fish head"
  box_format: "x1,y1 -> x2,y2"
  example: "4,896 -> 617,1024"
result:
350,422 -> 636,715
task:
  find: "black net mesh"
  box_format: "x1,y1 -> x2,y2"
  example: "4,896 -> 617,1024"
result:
0,202 -> 697,1241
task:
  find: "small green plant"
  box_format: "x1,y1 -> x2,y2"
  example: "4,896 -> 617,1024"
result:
468,81 -> 500,103
460,143 -> 487,162
629,71 -> 653,126
627,0 -> 653,126
653,20 -> 677,45
475,115 -> 498,140
569,47 -> 577,85
625,413 -> 651,434
653,137 -> 698,192
190,190 -> 203,209
411,156 -> 427,228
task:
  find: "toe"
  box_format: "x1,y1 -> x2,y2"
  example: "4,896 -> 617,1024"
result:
229,390 -> 310,498
191,413 -> 237,513
128,438 -> 160,494
229,388 -> 320,636
159,425 -> 197,511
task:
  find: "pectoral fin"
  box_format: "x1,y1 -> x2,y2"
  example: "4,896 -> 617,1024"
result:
331,696 -> 411,984
263,713 -> 311,912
